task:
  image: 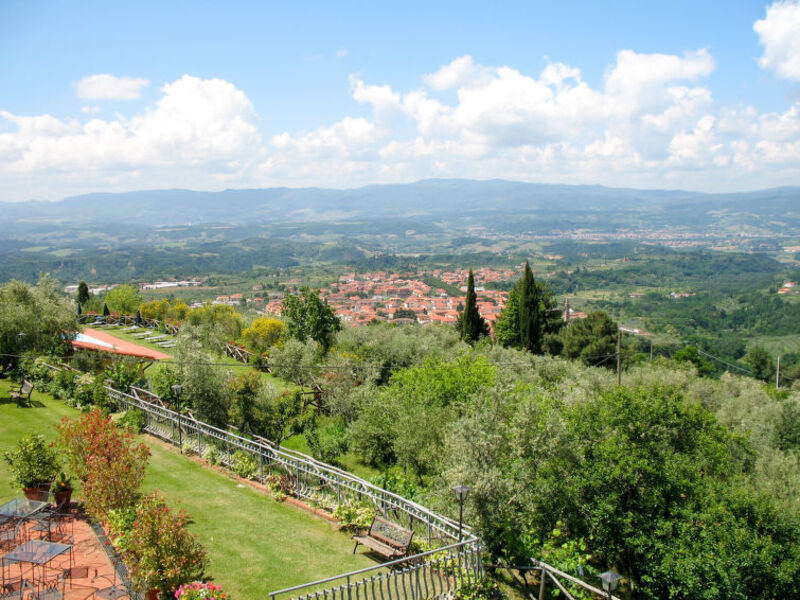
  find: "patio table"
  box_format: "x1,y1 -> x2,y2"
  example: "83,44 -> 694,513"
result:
2,539 -> 71,590
0,498 -> 47,520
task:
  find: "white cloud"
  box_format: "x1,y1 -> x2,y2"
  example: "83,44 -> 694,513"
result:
336,48 -> 348,59
423,55 -> 486,90
0,76 -> 261,198
3,48 -> 800,201
755,1 -> 800,81
75,74 -> 150,100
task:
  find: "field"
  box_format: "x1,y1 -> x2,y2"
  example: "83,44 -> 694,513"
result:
0,380 -> 373,597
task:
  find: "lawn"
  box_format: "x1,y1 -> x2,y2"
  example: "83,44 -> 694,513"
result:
0,379 -> 373,598
97,325 -> 294,392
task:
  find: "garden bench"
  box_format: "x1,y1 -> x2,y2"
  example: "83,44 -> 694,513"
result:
352,516 -> 413,560
10,380 -> 34,407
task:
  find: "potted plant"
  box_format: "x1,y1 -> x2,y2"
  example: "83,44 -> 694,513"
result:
3,434 -> 60,500
52,471 -> 73,508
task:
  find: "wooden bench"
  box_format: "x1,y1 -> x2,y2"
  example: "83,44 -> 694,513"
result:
352,516 -> 414,560
10,380 -> 34,407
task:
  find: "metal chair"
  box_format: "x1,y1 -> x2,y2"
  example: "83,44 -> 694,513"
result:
91,557 -> 129,600
62,565 -> 97,590
0,520 -> 27,550
0,578 -> 25,600
0,577 -> 24,598
22,576 -> 65,600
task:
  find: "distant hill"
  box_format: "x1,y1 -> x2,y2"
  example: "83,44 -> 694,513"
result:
2,179 -> 799,230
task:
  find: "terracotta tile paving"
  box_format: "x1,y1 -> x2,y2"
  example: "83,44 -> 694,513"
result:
1,505 -> 128,600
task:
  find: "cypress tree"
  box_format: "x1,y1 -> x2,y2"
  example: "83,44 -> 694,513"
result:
77,281 -> 90,306
102,303 -> 110,317
460,269 -> 488,344
518,262 -> 543,353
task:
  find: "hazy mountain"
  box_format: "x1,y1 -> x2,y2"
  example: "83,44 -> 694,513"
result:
2,179 -> 799,230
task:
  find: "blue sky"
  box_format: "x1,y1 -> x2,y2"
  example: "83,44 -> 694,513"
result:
1,0 -> 799,201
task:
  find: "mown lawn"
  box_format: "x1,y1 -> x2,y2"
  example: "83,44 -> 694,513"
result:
97,325 -> 295,393
0,379 -> 373,598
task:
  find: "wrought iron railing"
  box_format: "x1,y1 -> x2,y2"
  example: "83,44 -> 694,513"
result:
103,385 -> 482,600
269,540 -> 483,600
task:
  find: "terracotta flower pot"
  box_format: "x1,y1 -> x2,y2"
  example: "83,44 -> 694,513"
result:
23,487 -> 40,500
145,589 -> 159,600
54,489 -> 72,508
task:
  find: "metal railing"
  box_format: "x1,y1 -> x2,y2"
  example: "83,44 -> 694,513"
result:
103,385 -> 482,600
269,540 -> 482,600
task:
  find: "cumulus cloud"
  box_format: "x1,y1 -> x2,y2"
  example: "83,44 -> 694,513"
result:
0,75 -> 261,198
755,1 -> 800,80
262,50 -> 800,192
3,47 -> 800,201
75,74 -> 150,100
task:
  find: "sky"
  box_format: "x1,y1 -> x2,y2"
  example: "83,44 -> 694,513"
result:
1,0 -> 799,202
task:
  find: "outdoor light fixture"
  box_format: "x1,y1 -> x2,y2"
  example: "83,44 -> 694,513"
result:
599,570 -> 622,599
171,385 -> 184,454
452,484 -> 470,542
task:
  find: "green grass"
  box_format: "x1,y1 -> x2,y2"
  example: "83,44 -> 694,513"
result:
0,380 -> 374,597
282,432 -> 380,481
99,325 -> 294,393
747,334 -> 800,356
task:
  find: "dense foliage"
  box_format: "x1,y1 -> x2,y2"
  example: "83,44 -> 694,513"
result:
0,277 -> 78,371
495,263 -> 562,354
282,287 -> 341,351
57,409 -> 150,521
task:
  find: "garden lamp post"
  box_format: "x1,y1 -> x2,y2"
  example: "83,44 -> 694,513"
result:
599,570 -> 622,600
452,484 -> 470,543
171,384 -> 183,454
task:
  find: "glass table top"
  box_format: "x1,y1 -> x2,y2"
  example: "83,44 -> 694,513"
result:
2,540 -> 71,566
0,498 -> 48,519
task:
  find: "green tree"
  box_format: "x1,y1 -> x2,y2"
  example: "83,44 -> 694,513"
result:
0,276 -> 79,371
495,263 -> 561,354
744,345 -> 775,382
104,284 -> 142,315
174,338 -> 231,427
77,281 -> 90,306
282,287 -> 341,351
458,269 -> 489,344
672,345 -> 714,377
270,338 -> 322,389
559,311 -> 618,367
241,317 -> 287,354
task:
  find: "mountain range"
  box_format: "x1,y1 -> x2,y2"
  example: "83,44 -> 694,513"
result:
2,179 -> 799,232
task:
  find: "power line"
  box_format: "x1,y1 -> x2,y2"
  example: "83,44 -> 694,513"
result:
696,349 -> 752,376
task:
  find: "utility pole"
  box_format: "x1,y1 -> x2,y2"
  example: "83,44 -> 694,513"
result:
776,355 -> 781,390
617,330 -> 622,386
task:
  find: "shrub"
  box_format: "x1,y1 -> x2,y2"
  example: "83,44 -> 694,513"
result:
332,499 -> 374,532
107,505 -> 137,540
305,421 -> 348,465
231,451 -> 258,480
124,493 -> 208,596
118,409 -> 146,433
57,410 -> 150,521
454,579 -> 506,600
105,357 -> 144,393
203,446 -> 221,466
3,434 -> 60,489
50,369 -> 77,400
73,374 -> 97,408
